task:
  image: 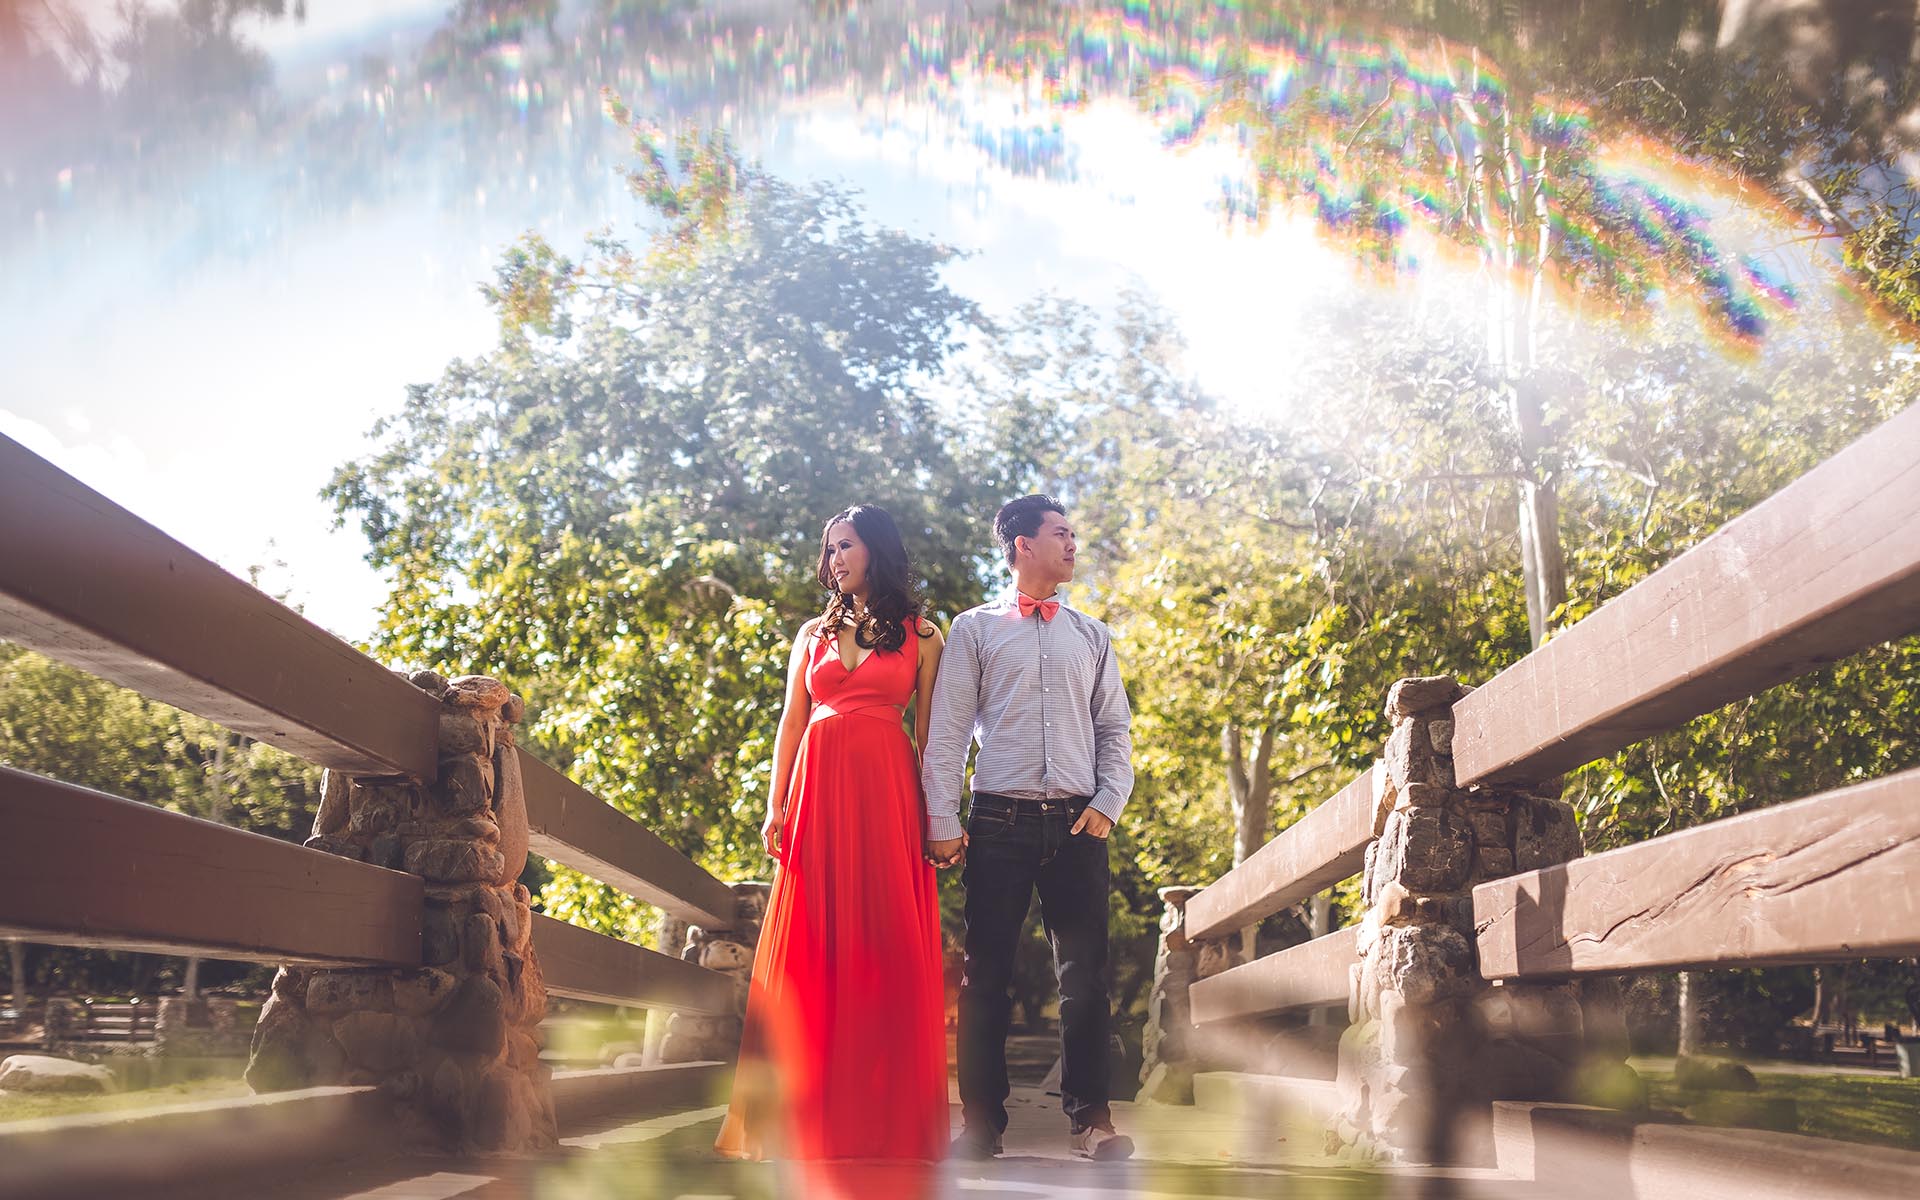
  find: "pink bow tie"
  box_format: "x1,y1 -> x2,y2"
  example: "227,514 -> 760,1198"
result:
1018,593 -> 1060,621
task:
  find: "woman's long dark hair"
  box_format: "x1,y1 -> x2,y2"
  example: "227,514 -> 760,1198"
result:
815,504 -> 927,654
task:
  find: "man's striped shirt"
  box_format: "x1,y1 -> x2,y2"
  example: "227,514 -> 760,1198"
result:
920,588 -> 1134,841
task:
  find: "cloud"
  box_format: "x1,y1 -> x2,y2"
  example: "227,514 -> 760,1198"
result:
0,407 -> 157,515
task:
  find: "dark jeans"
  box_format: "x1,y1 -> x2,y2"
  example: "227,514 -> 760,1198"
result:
957,792 -> 1112,1134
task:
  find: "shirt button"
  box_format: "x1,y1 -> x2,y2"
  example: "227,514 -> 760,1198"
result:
1043,687 -> 1050,693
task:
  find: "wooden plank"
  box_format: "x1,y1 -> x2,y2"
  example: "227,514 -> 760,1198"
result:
0,433 -> 438,779
551,1062 -> 730,1132
521,752 -> 736,930
1474,768 -> 1920,979
1185,765 -> 1379,943
0,766 -> 421,966
530,914 -> 735,1014
1453,402 -> 1920,787
1190,925 -> 1358,1024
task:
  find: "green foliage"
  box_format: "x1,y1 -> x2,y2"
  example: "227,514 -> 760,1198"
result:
322,2 -> 1920,1010
0,1077 -> 254,1124
966,275 -> 1920,968
0,643 -> 319,838
329,147 -> 1022,926
0,641 -> 321,997
601,94 -> 746,271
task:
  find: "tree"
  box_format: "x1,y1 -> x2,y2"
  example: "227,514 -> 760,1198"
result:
0,641 -> 322,996
328,128 -> 1025,923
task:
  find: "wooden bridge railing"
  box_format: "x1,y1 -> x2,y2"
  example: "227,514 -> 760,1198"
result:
1176,399 -> 1920,1165
1185,764 -> 1378,1022
0,429 -> 739,1017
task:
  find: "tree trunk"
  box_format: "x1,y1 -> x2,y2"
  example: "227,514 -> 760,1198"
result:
181,738 -> 235,1001
1509,380 -> 1567,650
1677,971 -> 1703,1056
1307,892 -> 1333,1027
5,939 -> 25,1011
207,736 -> 232,824
1224,723 -> 1277,961
1516,476 -> 1566,649
1459,72 -> 1564,654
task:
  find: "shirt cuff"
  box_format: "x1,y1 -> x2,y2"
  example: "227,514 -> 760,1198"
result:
927,812 -> 965,841
1088,791 -> 1126,827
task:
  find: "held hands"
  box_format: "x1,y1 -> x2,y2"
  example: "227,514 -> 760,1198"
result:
926,833 -> 967,869
1070,807 -> 1114,839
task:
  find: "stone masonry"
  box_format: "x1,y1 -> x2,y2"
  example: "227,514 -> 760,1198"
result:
1136,885 -> 1202,1104
1331,674 -> 1631,1164
244,671 -> 556,1154
659,881 -> 770,1064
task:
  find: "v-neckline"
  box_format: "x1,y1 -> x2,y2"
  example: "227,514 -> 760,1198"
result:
831,627 -> 876,676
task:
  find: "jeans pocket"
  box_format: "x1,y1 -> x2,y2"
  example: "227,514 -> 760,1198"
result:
966,800 -> 1015,840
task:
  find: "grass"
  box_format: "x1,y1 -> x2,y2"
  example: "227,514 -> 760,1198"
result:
1637,1065 -> 1920,1152
541,1011 -> 654,1065
0,1076 -> 251,1124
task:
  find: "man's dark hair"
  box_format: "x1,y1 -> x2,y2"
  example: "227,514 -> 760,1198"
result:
994,494 -> 1066,569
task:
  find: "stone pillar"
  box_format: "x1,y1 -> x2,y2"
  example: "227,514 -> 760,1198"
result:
659,882 -> 769,1064
643,913 -> 693,1066
245,672 -> 556,1154
1331,673 -> 1620,1164
1137,885 -> 1202,1103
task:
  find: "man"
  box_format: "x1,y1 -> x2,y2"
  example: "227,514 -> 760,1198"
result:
921,494 -> 1136,1162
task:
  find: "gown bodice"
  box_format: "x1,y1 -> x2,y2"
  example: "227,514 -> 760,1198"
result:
805,619 -> 918,727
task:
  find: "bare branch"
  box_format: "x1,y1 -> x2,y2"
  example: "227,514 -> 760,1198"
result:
1603,76 -> 1688,119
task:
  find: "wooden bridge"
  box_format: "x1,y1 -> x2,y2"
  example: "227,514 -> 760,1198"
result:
2,402 -> 1920,1198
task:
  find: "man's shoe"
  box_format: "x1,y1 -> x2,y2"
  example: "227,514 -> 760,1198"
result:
950,1126 -> 1003,1160
1069,1124 -> 1135,1161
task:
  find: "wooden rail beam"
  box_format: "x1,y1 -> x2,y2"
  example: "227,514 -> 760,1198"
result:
1185,765 -> 1379,943
1190,926 -> 1358,1024
530,914 -> 735,1014
1453,402 -> 1920,787
0,766 -> 422,966
0,434 -> 439,779
1474,767 -> 1920,979
521,752 -> 736,931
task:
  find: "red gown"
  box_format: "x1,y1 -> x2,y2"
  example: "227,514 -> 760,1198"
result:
716,624 -> 947,1185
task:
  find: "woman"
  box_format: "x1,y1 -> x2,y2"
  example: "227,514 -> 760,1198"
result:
715,504 -> 950,1188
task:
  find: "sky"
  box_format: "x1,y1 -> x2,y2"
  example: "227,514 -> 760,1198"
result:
0,2 -> 1386,644
1,0 -> 1889,646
